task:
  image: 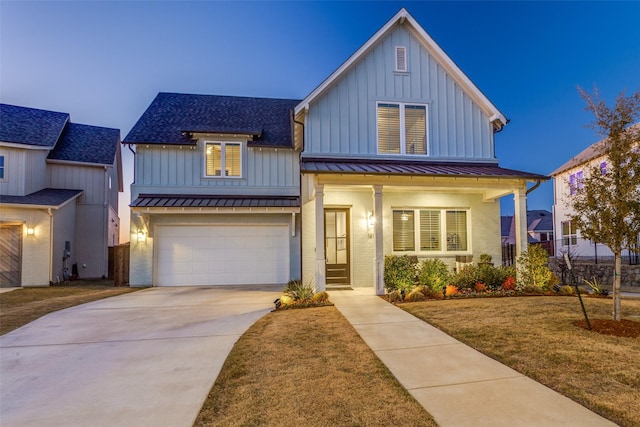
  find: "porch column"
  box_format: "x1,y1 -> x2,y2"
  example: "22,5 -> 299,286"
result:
514,188 -> 528,259
373,185 -> 384,296
314,183 -> 326,291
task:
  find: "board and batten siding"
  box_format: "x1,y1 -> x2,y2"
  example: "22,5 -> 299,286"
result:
133,143 -> 300,196
48,164 -> 107,205
0,147 -> 49,196
304,25 -> 494,160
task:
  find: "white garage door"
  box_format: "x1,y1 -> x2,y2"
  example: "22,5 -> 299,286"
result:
156,225 -> 289,286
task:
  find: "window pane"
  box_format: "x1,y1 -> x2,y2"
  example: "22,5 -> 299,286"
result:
405,105 -> 426,155
393,210 -> 414,251
225,143 -> 241,177
206,143 -> 222,176
446,211 -> 467,251
419,210 -> 440,251
378,104 -> 400,154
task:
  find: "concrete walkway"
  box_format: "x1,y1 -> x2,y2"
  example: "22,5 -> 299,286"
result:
330,289 -> 616,427
0,285 -> 281,427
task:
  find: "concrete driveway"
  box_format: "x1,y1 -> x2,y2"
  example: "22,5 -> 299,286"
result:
0,285 -> 281,427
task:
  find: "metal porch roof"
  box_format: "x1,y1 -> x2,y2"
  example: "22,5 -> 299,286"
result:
131,194 -> 300,209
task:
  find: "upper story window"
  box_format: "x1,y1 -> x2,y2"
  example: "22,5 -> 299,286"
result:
377,103 -> 428,156
568,170 -> 583,195
205,142 -> 242,177
395,46 -> 407,72
0,155 -> 4,180
600,161 -> 607,175
393,208 -> 469,253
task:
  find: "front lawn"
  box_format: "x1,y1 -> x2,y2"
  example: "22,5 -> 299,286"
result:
0,280 -> 138,335
401,296 -> 640,427
195,306 -> 437,426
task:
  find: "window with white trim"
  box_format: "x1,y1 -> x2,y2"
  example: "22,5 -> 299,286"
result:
568,170 -> 583,195
395,46 -> 407,72
0,155 -> 4,180
393,209 -> 469,252
561,220 -> 577,246
377,103 -> 427,155
600,161 -> 607,175
205,142 -> 241,177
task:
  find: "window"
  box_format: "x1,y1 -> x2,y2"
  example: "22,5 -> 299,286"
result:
205,142 -> 241,177
395,46 -> 407,72
377,103 -> 427,155
393,208 -> 469,253
0,155 -> 4,180
600,161 -> 607,175
568,171 -> 583,195
561,221 -> 577,246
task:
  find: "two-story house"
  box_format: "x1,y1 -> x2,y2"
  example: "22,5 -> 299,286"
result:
125,9 -> 546,293
0,104 -> 122,287
551,123 -> 640,261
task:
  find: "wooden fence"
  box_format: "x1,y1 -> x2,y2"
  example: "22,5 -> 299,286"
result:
108,243 -> 130,286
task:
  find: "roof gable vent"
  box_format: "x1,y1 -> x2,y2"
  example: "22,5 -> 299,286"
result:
395,46 -> 407,72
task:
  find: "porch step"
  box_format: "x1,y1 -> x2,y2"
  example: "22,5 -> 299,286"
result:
326,285 -> 353,290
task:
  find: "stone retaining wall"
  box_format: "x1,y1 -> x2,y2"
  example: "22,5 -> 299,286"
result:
549,258 -> 640,289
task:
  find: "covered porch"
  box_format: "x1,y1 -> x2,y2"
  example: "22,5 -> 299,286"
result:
301,158 -> 545,295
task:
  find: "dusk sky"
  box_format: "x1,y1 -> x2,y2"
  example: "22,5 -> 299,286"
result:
2,1 -> 639,242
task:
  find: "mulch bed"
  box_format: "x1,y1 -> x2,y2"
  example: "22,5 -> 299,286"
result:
574,318 -> 640,338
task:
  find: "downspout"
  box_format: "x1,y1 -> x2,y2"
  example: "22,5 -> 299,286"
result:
526,179 -> 542,195
292,110 -> 305,280
47,208 -> 53,285
104,166 -> 109,278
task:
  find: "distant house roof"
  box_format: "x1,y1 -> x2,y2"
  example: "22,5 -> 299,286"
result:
527,209 -> 553,232
123,93 -> 301,148
550,122 -> 639,176
48,123 -> 120,165
301,157 -> 549,180
0,104 -> 69,148
500,215 -> 513,238
0,188 -> 83,209
130,194 -> 300,209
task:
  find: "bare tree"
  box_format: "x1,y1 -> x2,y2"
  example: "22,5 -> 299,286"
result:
570,87 -> 640,321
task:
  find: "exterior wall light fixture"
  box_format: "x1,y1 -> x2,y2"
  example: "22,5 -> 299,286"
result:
26,227 -> 35,236
137,230 -> 146,242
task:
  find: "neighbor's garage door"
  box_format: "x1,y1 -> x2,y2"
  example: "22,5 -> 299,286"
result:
156,225 -> 289,286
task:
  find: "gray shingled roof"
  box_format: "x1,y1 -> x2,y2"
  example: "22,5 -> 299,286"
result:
301,157 -> 549,180
0,188 -> 83,208
0,104 -> 69,147
123,92 -> 301,147
48,123 -> 120,165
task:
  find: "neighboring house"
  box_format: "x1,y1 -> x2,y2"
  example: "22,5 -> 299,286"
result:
501,210 -> 554,245
0,104 -> 122,287
551,123 -> 639,261
125,8 -> 546,293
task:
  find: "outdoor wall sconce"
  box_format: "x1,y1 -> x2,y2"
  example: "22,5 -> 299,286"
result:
367,212 -> 376,237
137,230 -> 146,242
26,227 -> 35,236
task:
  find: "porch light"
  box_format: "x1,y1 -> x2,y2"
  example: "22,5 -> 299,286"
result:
26,227 -> 35,236
137,230 -> 146,242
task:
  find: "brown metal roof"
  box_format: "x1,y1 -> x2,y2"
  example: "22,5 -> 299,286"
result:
131,194 -> 300,209
301,158 -> 548,179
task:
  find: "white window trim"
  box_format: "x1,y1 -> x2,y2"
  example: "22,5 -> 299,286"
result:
376,102 -> 429,156
391,208 -> 472,255
561,220 -> 577,246
203,141 -> 243,178
395,46 -> 407,72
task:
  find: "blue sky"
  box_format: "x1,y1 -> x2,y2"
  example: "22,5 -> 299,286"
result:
2,1 -> 639,242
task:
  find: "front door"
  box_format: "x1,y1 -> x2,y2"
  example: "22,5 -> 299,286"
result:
0,224 -> 22,287
325,209 -> 350,286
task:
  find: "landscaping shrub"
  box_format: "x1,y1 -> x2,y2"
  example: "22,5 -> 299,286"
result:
516,245 -> 556,291
451,265 -> 479,289
313,291 -> 329,302
445,285 -> 459,296
285,279 -> 316,301
558,285 -> 575,295
416,258 -> 451,292
474,282 -> 487,293
502,276 -> 516,291
384,255 -> 418,292
387,290 -> 403,303
405,288 -> 426,302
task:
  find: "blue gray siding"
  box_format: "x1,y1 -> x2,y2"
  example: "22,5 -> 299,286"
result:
304,25 -> 494,160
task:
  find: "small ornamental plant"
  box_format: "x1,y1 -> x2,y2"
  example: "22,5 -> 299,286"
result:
445,285 -> 459,297
502,276 -> 516,291
474,282 -> 487,293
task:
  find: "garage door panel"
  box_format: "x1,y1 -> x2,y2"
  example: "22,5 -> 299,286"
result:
156,225 -> 289,286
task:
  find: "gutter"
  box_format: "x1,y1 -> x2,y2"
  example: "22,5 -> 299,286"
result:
526,179 -> 542,195
292,110 -> 305,280
47,208 -> 53,284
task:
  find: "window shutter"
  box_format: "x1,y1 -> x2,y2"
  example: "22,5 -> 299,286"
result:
419,210 -> 440,251
446,211 -> 467,251
377,104 -> 401,154
405,105 -> 426,155
395,46 -> 407,72
393,210 -> 415,251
